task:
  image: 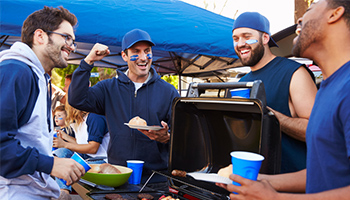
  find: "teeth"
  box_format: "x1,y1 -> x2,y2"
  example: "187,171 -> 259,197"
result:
241,50 -> 249,54
62,51 -> 69,57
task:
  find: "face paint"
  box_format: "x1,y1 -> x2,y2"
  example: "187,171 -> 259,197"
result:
246,39 -> 258,45
58,117 -> 63,120
130,55 -> 139,61
233,39 -> 258,47
147,54 -> 152,60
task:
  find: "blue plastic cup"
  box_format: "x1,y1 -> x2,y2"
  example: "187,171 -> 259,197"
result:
61,152 -> 91,185
71,152 -> 91,172
127,160 -> 144,185
231,151 -> 264,187
52,132 -> 58,151
230,88 -> 251,98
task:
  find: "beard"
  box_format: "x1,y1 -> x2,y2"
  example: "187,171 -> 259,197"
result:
236,39 -> 265,66
45,37 -> 68,68
292,19 -> 321,58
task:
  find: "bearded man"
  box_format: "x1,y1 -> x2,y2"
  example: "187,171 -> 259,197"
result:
232,12 -> 317,173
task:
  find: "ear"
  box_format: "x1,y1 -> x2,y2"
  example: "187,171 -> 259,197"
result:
33,29 -> 47,45
121,50 -> 128,62
328,6 -> 345,24
262,32 -> 270,46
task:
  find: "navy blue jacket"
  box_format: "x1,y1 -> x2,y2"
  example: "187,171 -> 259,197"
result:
69,60 -> 179,183
0,59 -> 53,178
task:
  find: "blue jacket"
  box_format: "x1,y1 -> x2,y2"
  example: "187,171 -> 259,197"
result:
0,42 -> 60,199
69,60 -> 179,183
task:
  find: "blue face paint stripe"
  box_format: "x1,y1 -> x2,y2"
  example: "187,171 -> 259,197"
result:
233,39 -> 258,47
246,39 -> 258,45
147,54 -> 152,59
58,117 -> 63,120
130,55 -> 139,61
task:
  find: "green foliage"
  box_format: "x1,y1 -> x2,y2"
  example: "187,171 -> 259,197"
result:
53,65 -> 176,90
161,75 -> 179,89
53,64 -> 105,89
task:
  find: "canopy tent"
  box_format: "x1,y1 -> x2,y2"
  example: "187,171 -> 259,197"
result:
0,0 -> 242,78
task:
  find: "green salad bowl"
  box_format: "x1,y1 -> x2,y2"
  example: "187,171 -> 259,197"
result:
82,164 -> 133,187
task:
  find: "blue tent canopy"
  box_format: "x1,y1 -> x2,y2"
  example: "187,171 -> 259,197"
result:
0,0 -> 242,76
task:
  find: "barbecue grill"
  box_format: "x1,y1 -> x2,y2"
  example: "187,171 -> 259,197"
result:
163,80 -> 281,199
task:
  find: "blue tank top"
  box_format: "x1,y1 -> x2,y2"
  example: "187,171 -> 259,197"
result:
240,57 -> 313,173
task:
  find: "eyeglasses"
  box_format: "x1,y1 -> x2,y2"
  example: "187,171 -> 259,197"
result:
47,31 -> 77,52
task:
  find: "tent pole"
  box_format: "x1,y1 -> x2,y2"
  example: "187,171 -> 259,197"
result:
178,73 -> 182,96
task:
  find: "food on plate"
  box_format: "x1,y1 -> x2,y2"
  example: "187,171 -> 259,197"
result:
105,193 -> 123,199
129,116 -> 147,126
137,193 -> 154,200
171,169 -> 187,177
217,164 -> 232,178
88,163 -> 121,174
158,195 -> 180,200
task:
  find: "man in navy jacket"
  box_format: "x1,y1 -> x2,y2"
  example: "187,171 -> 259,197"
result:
0,6 -> 85,200
68,29 -> 180,189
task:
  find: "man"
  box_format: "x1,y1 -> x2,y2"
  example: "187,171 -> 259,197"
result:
233,12 -> 318,173
68,29 -> 180,189
219,0 -> 350,199
0,6 -> 86,200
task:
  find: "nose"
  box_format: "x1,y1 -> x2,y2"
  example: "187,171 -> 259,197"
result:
234,38 -> 244,47
140,52 -> 148,60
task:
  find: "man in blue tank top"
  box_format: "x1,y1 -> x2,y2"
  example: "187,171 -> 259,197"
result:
218,0 -> 350,199
233,12 -> 318,173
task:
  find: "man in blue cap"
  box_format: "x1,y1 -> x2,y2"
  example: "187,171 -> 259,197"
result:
68,29 -> 180,190
233,12 -> 318,173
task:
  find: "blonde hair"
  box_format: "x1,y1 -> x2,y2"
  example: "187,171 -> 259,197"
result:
65,95 -> 88,126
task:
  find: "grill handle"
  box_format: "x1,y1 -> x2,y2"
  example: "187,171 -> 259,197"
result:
186,80 -> 267,112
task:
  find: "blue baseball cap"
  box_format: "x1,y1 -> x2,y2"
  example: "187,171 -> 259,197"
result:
232,12 -> 278,47
122,29 -> 155,51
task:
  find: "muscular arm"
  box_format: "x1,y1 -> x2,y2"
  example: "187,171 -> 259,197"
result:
270,67 -> 317,141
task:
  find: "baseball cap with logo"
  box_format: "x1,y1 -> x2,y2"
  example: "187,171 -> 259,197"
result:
232,12 -> 278,47
122,29 -> 155,51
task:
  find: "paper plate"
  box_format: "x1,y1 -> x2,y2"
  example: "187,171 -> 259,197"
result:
187,172 -> 232,184
124,123 -> 162,131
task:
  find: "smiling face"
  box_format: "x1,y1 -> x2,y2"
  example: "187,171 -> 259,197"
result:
122,41 -> 153,83
45,20 -> 76,69
232,28 -> 265,67
292,0 -> 327,58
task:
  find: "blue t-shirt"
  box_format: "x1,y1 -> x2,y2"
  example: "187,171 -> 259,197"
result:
306,61 -> 350,193
240,57 -> 313,173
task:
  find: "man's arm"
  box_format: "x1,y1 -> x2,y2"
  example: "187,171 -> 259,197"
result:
0,63 -> 54,178
68,43 -> 110,113
270,66 -> 317,141
220,171 -> 350,200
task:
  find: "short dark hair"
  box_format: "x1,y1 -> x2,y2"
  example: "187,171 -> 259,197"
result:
327,0 -> 350,30
21,6 -> 77,48
65,73 -> 73,80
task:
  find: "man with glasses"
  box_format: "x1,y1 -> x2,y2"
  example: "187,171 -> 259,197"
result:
68,29 -> 180,190
0,6 -> 85,200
